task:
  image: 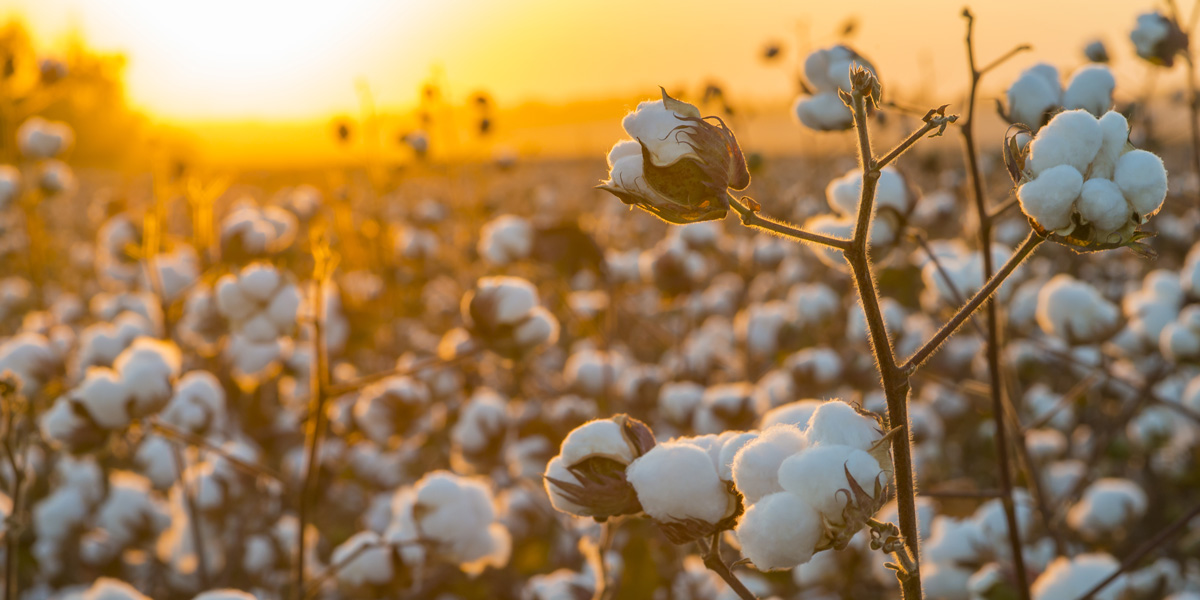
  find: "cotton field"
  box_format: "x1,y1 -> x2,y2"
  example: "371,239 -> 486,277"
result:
2,3 -> 1200,600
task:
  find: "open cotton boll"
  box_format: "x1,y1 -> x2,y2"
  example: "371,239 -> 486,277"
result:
238,263 -> 282,303
451,389 -> 508,456
1077,178 -> 1130,234
922,515 -> 985,566
1114,149 -> 1168,220
1035,274 -> 1120,344
716,432 -> 758,482
560,418 -> 637,466
1131,13 -> 1170,59
114,337 -> 182,416
735,491 -> 822,570
0,165 -> 19,210
330,531 -> 393,587
1062,65 -> 1116,116
777,445 -> 884,522
805,400 -> 883,453
659,381 -> 705,424
825,167 -> 908,217
1066,478 -> 1148,537
626,440 -> 735,525
793,92 -> 854,131
1041,460 -> 1087,503
1007,64 -> 1061,128
1028,110 -> 1103,176
1033,554 -> 1128,600
94,471 -> 169,553
1089,111 -> 1130,180
565,349 -> 624,397
622,99 -> 697,168
74,367 -> 132,429
973,489 -> 1036,545
731,424 -> 807,505
478,214 -> 533,265
473,276 -> 538,325
1018,164 -> 1084,231
606,139 -> 641,168
1161,320 -> 1200,361
160,371 -> 224,434
408,471 -> 510,570
804,48 -> 839,92
695,382 -> 760,434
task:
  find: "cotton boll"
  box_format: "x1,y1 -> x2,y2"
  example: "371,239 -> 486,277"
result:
1077,178 -> 1131,234
1028,110 -> 1103,176
331,531 -> 393,587
1066,478 -> 1148,538
74,367 -> 132,429
922,515 -> 985,566
0,165 -> 19,210
1089,111 -> 1130,180
1033,554 -> 1129,600
1114,149 -> 1169,220
922,562 -> 973,600
716,432 -> 758,482
694,382 -> 760,434
113,337 -> 182,416
622,99 -> 697,168
1018,164 -> 1084,231
626,440 -> 735,525
793,93 -> 853,131
731,424 -> 807,505
806,400 -> 883,453
564,349 -> 624,397
560,418 -> 636,467
160,371 -> 225,435
777,445 -> 884,522
77,578 -> 151,600
1062,65 -> 1116,116
1025,428 -> 1068,462
1036,274 -> 1120,344
803,48 -> 839,92
407,471 -> 511,570
973,489 -> 1036,546
735,491 -> 822,570
1007,64 -> 1061,128
1131,13 -> 1170,60
478,215 -> 533,265
93,471 -> 170,555
1161,321 -> 1200,361
659,381 -> 705,425
606,139 -> 641,168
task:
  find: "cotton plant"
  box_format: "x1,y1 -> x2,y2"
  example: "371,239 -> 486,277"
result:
1035,274 -> 1121,344
1011,108 -> 1168,250
1130,11 -> 1189,67
792,45 -> 879,131
1003,63 -> 1116,129
214,262 -> 300,388
455,275 -> 560,359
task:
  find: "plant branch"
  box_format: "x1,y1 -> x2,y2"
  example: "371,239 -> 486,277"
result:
1078,499 -> 1200,600
728,196 -> 850,250
171,444 -> 211,590
150,420 -> 286,483
699,534 -> 756,600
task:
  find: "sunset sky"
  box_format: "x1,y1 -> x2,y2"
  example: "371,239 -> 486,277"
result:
5,0 -> 1165,121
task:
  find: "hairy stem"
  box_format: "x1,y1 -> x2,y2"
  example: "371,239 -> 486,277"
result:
699,534 -> 756,600
845,89 -> 923,600
728,197 -> 850,250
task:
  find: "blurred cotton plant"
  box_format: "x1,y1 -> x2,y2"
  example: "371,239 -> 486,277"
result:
1130,5 -> 1200,182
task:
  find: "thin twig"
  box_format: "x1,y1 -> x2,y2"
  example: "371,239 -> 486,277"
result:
728,197 -> 850,250
150,420 -> 285,483
324,346 -> 482,398
170,444 -> 211,589
1077,500 -> 1200,600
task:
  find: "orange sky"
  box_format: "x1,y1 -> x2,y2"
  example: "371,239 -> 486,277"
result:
5,0 -> 1170,120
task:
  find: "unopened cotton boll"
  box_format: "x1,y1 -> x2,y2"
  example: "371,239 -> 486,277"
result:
626,440 -> 735,526
1033,554 -> 1129,600
731,424 -> 807,505
1062,65 -> 1116,116
1007,64 -> 1061,128
1028,109 -> 1103,176
1036,275 -> 1120,344
1114,149 -> 1168,220
1018,164 -> 1084,231
777,444 -> 884,523
735,491 -> 822,570
478,214 -> 533,265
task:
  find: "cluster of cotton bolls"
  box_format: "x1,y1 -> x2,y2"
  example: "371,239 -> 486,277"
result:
219,202 -> 299,260
16,116 -> 76,195
1015,109 -> 1168,244
1005,63 -> 1116,129
214,263 -> 300,388
792,45 -> 877,131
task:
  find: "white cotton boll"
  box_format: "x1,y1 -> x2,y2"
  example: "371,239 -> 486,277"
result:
226,334 -> 287,386
1076,179 -> 1132,237
874,497 -> 936,541
75,368 -> 132,429
479,215 -> 533,265
716,432 -> 758,482
215,276 -> 254,322
735,491 -> 822,570
804,214 -> 854,267
1062,65 -> 1116,116
478,276 -> 538,325
1007,64 -> 1061,128
114,337 -> 182,416
804,48 -> 838,92
788,283 -> 839,327
160,371 -> 224,434
777,445 -> 884,521
737,301 -> 788,359
626,441 -> 734,524
659,381 -> 705,424
1018,164 -> 1084,231
78,578 -> 151,600
40,396 -> 93,448
606,139 -> 641,168
1089,111 -> 1130,180
560,419 -> 636,466
331,531 -> 393,587
1131,13 -> 1170,58
826,171 -> 860,216
1114,149 -> 1169,220
1066,478 -> 1148,537
731,424 -> 807,505
409,471 -> 510,571
452,390 -> 508,456
512,306 -> 559,349
622,100 -> 696,168
973,489 -> 1036,545
95,471 -> 169,552
565,349 -> 623,397
806,400 -> 882,452
1025,428 -> 1068,462
695,382 -> 759,434
1029,110 -> 1104,176
1036,274 -> 1120,344
784,347 -> 844,388
793,93 -> 853,131
1161,321 -> 1200,361
923,516 -> 984,566
265,284 -> 300,331
1033,554 -> 1128,600
135,435 -> 177,488
238,264 -> 282,303
0,165 -> 20,210
17,117 -> 74,159
543,455 -> 589,515
825,167 -> 908,218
